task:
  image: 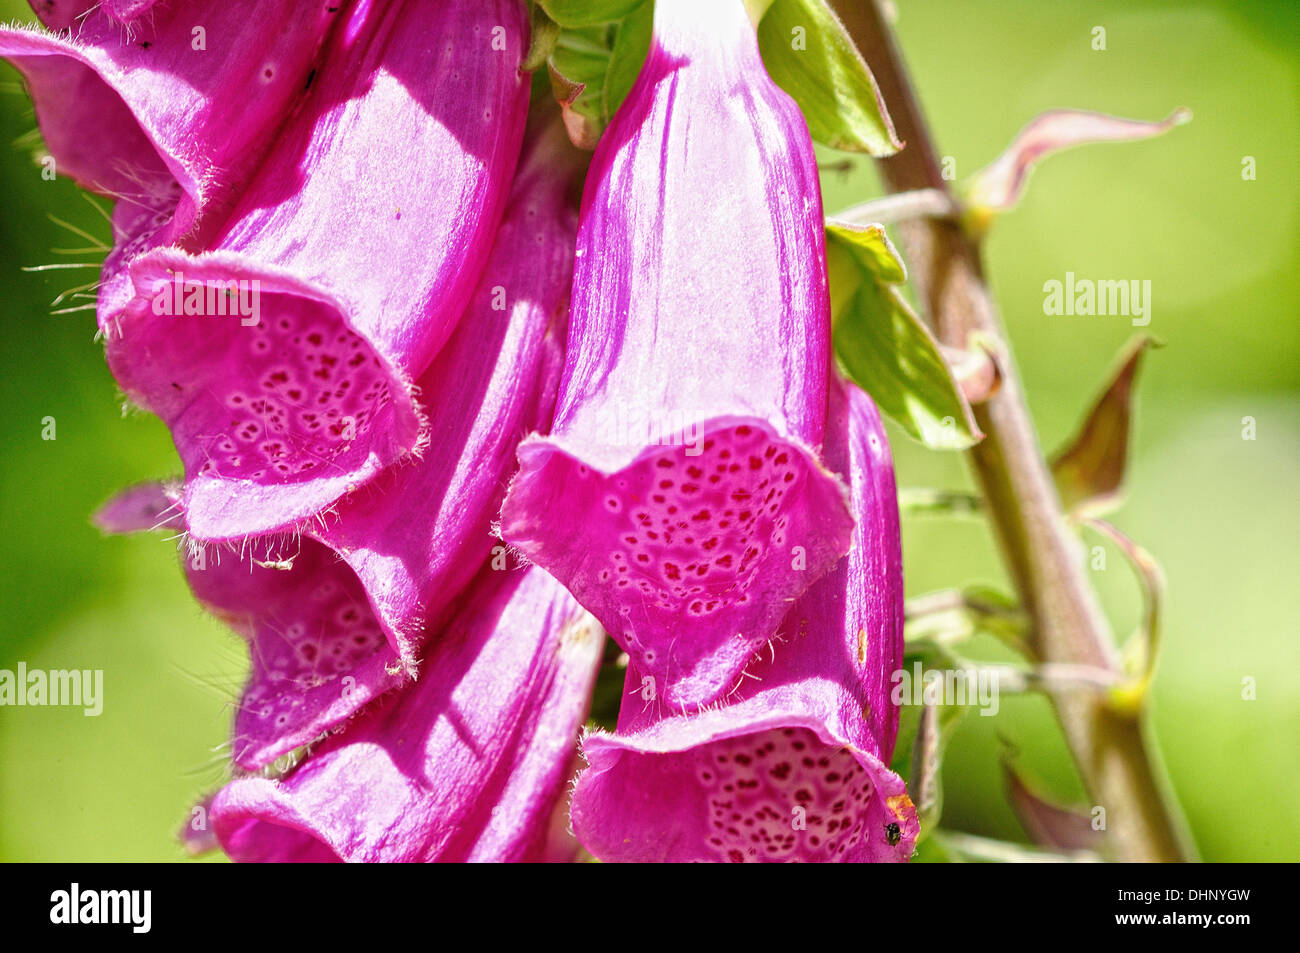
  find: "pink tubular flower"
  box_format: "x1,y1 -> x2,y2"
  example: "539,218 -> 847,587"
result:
3,2 -> 342,312
500,0 -> 853,709
298,118 -> 578,668
100,0 -> 531,541
94,118 -> 580,768
570,374 -> 917,863
96,485 -> 409,769
209,565 -> 604,863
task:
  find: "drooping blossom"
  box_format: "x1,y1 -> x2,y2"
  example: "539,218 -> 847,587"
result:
96,483 -> 409,769
97,0 -> 530,541
3,1 -> 342,313
296,118 -> 579,668
209,565 -> 604,863
500,0 -> 853,709
93,117 -> 580,769
571,374 -> 917,863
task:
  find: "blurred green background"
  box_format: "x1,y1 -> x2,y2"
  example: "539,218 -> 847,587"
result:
1,0 -> 1296,861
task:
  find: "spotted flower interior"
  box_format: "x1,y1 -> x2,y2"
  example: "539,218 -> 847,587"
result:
185,536 -> 406,771
574,722 -> 915,864
509,420 -> 851,708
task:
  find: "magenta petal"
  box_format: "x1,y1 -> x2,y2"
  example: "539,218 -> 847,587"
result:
307,122 -> 579,664
2,3 -> 340,312
92,479 -> 181,534
29,1 -> 156,29
571,376 -> 916,863
90,121 -> 578,762
501,0 -> 851,708
105,0 -> 532,540
27,1 -> 94,31
102,0 -> 161,23
211,566 -> 604,863
186,535 -> 408,771
94,481 -> 408,770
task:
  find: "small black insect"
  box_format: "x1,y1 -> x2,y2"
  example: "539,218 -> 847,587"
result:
884,822 -> 901,846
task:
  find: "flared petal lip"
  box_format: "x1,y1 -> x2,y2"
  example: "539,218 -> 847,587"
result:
522,412 -> 837,481
112,246 -> 427,541
583,700 -> 846,762
229,652 -> 408,771
0,23 -> 200,222
504,415 -> 853,707
212,778 -> 347,863
578,702 -> 918,862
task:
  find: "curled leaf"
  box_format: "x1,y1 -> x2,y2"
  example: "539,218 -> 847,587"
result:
1003,761 -> 1103,854
1084,518 -> 1165,715
1051,335 -> 1158,517
540,0 -> 646,27
904,585 -> 1027,656
546,2 -> 653,149
963,107 -> 1191,229
897,487 -> 982,518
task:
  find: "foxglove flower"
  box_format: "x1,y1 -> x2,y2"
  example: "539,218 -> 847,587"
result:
94,118 -> 580,768
96,484 -> 408,769
500,0 -> 853,708
296,119 -> 578,668
570,375 -> 917,863
101,0 -> 531,541
209,565 -> 604,863
3,1 -> 342,313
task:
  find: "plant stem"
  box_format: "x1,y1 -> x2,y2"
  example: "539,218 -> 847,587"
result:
831,0 -> 1195,862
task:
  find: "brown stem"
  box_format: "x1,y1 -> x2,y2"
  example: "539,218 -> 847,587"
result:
831,0 -> 1194,862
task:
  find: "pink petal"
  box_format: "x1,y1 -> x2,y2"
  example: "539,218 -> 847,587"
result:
2,3 -> 341,313
571,375 -> 916,862
90,118 -> 583,766
212,566 -> 604,863
95,481 -> 408,770
307,120 -> 581,665
104,0 -> 532,540
501,0 -> 852,709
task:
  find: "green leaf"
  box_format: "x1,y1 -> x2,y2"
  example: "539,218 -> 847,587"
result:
545,3 -> 653,149
827,220 -> 982,449
603,1 -> 653,118
539,0 -> 646,28
756,0 -> 901,155
905,585 -> 1029,658
897,487 -> 982,518
522,5 -> 563,73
